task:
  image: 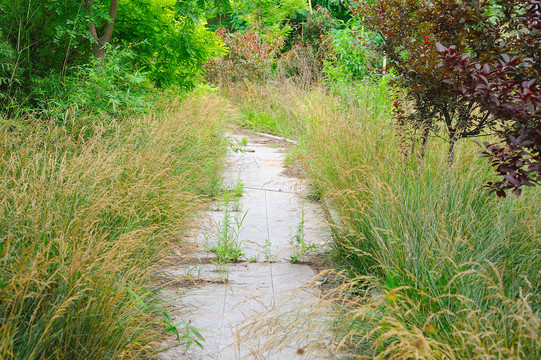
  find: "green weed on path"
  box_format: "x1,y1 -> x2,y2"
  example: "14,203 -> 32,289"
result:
224,81 -> 541,359
210,191 -> 247,265
0,92 -> 228,359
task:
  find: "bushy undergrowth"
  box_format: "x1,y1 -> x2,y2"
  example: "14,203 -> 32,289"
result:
0,92 -> 227,359
227,81 -> 540,359
226,78 -> 392,137
204,27 -> 285,84
323,18 -> 382,84
277,43 -> 322,85
23,46 -> 150,123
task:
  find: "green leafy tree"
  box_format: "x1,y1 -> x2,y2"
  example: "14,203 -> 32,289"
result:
115,0 -> 224,87
208,0 -> 233,26
0,0 -> 96,112
314,0 -> 351,21
0,0 -> 224,115
232,0 -> 308,26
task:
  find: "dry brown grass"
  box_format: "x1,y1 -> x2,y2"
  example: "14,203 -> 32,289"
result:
0,92 -> 229,359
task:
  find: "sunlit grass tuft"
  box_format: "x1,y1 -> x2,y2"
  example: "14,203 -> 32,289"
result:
0,91 -> 228,359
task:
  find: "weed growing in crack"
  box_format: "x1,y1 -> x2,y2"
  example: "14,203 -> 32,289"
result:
212,191 -> 247,265
239,136 -> 249,146
222,174 -> 244,199
226,135 -> 248,154
231,180 -> 244,197
163,313 -> 205,351
263,238 -> 277,262
181,265 -> 203,283
215,262 -> 230,274
126,290 -> 205,351
289,205 -> 316,263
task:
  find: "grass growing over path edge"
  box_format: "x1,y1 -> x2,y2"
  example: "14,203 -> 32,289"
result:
0,91 -> 229,359
226,80 -> 541,359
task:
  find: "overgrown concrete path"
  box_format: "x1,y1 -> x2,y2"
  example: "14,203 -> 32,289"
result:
159,132 -> 333,360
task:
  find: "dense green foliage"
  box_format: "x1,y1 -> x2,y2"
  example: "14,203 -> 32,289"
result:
323,17 -> 382,84
207,0 -> 307,31
30,46 -> 150,125
115,0 -> 225,88
0,0 -> 223,117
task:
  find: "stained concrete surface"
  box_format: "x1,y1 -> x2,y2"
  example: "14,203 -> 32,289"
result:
159,133 -> 333,360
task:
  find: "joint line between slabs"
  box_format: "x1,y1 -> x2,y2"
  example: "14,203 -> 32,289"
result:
218,273 -> 228,352
244,186 -> 299,195
264,190 -> 276,307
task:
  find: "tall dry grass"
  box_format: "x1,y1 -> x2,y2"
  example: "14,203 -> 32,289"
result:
0,92 -> 228,359
227,81 -> 541,359
224,81 -> 320,138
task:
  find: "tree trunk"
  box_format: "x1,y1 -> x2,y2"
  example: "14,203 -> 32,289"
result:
85,0 -> 119,59
419,124 -> 431,159
441,105 -> 458,167
448,133 -> 458,167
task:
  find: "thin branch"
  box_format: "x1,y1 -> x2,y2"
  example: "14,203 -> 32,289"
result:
463,111 -> 492,137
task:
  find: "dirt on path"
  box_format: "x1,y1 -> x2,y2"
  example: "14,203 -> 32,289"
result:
158,132 -> 336,360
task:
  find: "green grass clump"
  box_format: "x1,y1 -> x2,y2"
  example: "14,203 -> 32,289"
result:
223,81 -> 312,139
226,80 -> 541,359
302,106 -> 540,359
0,92 -> 227,359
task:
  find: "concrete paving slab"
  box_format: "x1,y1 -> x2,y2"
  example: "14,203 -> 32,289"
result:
159,133 -> 334,360
161,263 -> 329,360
